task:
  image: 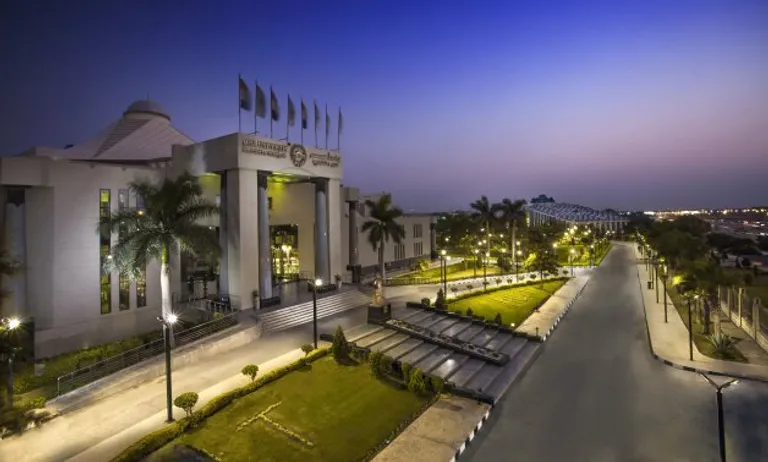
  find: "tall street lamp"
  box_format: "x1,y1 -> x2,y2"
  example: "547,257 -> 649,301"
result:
569,248 -> 576,277
483,251 -> 490,287
700,374 -> 738,462
440,250 -> 448,297
589,244 -> 595,267
311,278 -> 323,348
678,291 -> 699,361
2,317 -> 21,409
472,249 -> 478,278
515,249 -> 522,281
660,261 -> 669,322
157,313 -> 178,423
653,257 -> 660,303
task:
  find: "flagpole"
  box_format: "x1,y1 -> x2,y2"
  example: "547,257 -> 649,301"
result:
286,94 -> 290,142
237,74 -> 242,133
325,103 -> 328,150
314,100 -> 318,148
337,106 -> 341,151
254,79 -> 259,134
270,86 -> 273,139
300,97 -> 304,146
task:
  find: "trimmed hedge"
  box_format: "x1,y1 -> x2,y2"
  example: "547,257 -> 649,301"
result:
449,277 -> 569,303
111,348 -> 329,462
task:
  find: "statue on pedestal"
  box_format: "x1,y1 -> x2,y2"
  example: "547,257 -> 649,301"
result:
372,275 -> 386,307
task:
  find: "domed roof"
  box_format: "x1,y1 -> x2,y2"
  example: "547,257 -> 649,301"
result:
123,100 -> 171,121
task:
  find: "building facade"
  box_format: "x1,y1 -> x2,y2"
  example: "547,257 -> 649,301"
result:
0,100 -> 433,357
525,201 -> 627,232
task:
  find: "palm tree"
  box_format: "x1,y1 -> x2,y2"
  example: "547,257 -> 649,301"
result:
360,194 -> 405,284
498,198 -> 526,265
469,196 -> 499,254
99,172 -> 220,320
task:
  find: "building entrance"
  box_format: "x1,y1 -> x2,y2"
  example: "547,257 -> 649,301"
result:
271,224 -> 299,282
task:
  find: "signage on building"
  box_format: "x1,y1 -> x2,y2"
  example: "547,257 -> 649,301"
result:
241,138 -> 340,168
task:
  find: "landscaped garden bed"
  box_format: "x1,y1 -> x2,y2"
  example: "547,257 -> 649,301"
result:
447,279 -> 568,327
133,348 -> 433,462
555,243 -> 612,267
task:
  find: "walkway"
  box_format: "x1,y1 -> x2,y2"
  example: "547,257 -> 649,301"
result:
0,308 -> 369,462
516,275 -> 590,340
462,242 -> 768,461
630,242 -> 768,382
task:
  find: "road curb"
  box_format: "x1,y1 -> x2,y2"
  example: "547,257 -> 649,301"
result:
451,406 -> 493,462
633,248 -> 768,384
540,281 -> 589,342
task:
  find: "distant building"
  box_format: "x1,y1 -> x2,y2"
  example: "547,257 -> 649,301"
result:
530,194 -> 556,204
525,201 -> 627,232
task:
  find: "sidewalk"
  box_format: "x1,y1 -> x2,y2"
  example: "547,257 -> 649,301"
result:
0,317 -> 346,462
628,242 -> 768,383
516,275 -> 590,341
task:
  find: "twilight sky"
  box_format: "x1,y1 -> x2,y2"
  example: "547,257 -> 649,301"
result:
1,0 -> 767,212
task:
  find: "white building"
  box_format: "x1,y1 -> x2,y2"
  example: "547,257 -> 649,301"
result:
526,201 -> 627,232
0,100 -> 435,357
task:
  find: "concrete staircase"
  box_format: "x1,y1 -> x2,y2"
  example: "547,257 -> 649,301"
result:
259,289 -> 370,333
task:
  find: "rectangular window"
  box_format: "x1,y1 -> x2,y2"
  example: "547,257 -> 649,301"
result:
400,225 -> 406,239
100,189 -> 111,314
118,189 -> 130,310
136,193 -> 145,212
413,242 -> 423,256
136,271 -> 147,308
412,224 -> 423,239
394,244 -> 405,260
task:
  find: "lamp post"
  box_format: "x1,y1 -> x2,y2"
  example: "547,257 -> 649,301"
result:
1,317 -> 21,409
311,278 -> 322,348
660,263 -> 669,323
589,244 -> 595,267
483,251 -> 490,287
157,313 -> 178,423
680,292 -> 699,361
569,248 -> 575,277
700,374 -> 738,462
472,249 -> 478,278
440,250 -> 447,296
654,258 -> 660,303
515,249 -> 522,281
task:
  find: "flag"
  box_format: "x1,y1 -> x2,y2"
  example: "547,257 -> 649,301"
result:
270,88 -> 280,121
301,100 -> 308,130
255,84 -> 266,118
314,100 -> 321,131
325,105 -> 331,139
239,77 -> 251,111
287,95 -> 296,127
338,107 -> 343,136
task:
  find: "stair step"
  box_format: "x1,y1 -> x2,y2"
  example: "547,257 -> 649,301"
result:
429,317 -> 460,333
442,321 -> 473,337
402,311 -> 434,324
485,342 -> 542,401
456,324 -> 486,342
400,343 -> 439,365
346,324 -> 384,343
485,332 -> 514,351
469,329 -> 499,347
371,333 -> 410,353
431,354 -> 470,380
394,307 -> 424,321
500,337 -> 528,359
463,363 -> 504,393
384,338 -> 424,360
260,291 -> 369,332
445,358 -> 485,387
357,329 -> 398,348
413,348 -> 453,373
412,314 -> 444,329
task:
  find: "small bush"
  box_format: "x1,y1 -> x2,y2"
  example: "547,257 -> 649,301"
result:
450,287 -> 458,295
430,376 -> 445,394
494,313 -> 502,325
466,284 -> 474,290
300,344 -> 314,356
708,333 -> 738,358
407,369 -> 427,394
495,278 -> 503,286
421,297 -> 431,306
530,274 -> 538,280
466,307 -> 474,317
369,351 -> 383,376
173,392 -> 199,417
331,325 -> 350,362
435,289 -> 446,309
378,355 -> 392,376
399,362 -> 412,383
562,270 -> 569,276
241,364 -> 259,382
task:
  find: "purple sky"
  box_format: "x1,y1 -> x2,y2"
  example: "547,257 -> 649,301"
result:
1,0 -> 767,211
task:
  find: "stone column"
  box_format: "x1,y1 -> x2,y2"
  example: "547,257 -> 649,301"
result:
429,221 -> 438,259
218,171 -> 229,294
314,178 -> 330,284
3,188 -> 27,318
257,172 -> 273,300
347,201 -> 359,267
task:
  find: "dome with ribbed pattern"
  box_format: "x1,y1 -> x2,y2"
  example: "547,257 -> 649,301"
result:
123,100 -> 171,121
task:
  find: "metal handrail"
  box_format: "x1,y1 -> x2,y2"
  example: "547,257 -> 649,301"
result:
55,311 -> 239,397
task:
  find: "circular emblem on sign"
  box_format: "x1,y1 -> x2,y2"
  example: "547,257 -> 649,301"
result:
289,144 -> 307,168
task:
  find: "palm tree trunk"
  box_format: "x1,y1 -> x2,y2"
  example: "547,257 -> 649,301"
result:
378,240 -> 386,282
160,246 -> 175,346
511,222 -> 517,268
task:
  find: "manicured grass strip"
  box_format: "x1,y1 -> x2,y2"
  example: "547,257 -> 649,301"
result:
665,285 -> 748,362
447,279 -> 567,326
390,265 -> 509,285
556,243 -> 612,267
150,357 -> 430,462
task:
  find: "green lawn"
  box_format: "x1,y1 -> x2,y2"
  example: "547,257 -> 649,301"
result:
556,243 -> 612,267
149,357 -> 430,462
391,264 -> 508,284
448,279 -> 567,326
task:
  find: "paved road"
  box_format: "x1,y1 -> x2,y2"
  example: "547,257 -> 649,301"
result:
0,308 -> 369,462
462,244 -> 768,462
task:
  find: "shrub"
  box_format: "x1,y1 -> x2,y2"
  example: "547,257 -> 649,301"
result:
300,344 -> 314,356
450,287 -> 458,296
466,284 -> 473,290
378,355 -> 392,376
173,392 -> 199,417
407,369 -> 427,394
530,274 -> 538,280
430,376 -> 445,394
708,333 -> 738,358
494,313 -> 502,325
369,351 -> 383,376
466,307 -> 474,317
401,362 -> 412,382
495,278 -> 503,286
331,325 -> 350,362
435,289 -> 446,309
241,364 -> 259,382
562,270 -> 569,276
421,297 -> 431,306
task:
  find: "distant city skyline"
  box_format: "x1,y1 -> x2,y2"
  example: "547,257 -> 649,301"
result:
1,0 -> 767,212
